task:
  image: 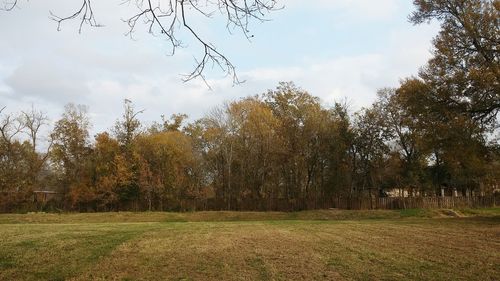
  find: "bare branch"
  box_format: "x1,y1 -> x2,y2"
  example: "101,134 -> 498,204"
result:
0,108 -> 24,145
21,105 -> 49,153
1,0 -> 17,11
3,0 -> 280,85
49,0 -> 102,33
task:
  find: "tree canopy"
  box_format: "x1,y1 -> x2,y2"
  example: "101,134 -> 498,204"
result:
410,0 -> 499,124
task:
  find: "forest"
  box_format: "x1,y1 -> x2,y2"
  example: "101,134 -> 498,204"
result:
1,76 -> 498,212
1,0 -> 499,212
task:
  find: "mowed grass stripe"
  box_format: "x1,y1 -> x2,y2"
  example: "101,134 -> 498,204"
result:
311,221 -> 499,280
0,223 -> 160,281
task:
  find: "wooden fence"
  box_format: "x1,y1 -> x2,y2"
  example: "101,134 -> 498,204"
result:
330,196 -> 498,210
2,192 -> 497,212
178,196 -> 498,212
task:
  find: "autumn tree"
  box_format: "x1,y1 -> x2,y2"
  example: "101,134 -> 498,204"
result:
51,104 -> 92,205
226,97 -> 281,203
350,107 -> 390,196
20,106 -> 52,188
411,0 -> 500,124
0,107 -> 33,212
396,78 -> 491,194
199,104 -> 238,208
149,113 -> 189,133
324,102 -> 357,196
0,107 -> 26,193
375,88 -> 427,191
135,131 -> 197,210
92,132 -> 121,210
114,99 -> 143,148
262,82 -> 342,204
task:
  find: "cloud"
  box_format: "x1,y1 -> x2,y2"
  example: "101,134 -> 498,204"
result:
4,60 -> 90,104
285,0 -> 402,22
0,0 -> 438,136
240,54 -> 383,109
240,22 -> 437,110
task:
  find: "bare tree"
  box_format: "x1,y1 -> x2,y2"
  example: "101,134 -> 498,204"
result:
2,0 -> 280,85
0,106 -> 53,188
21,106 -> 53,186
0,106 -> 24,146
21,105 -> 50,153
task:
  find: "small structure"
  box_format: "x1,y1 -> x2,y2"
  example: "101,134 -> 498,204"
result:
33,191 -> 60,203
382,187 -> 414,198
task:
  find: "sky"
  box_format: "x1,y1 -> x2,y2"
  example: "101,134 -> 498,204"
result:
0,0 -> 440,135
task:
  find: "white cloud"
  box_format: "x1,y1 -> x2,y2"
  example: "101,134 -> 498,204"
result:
0,0 -> 439,136
285,0 -> 402,22
240,22 -> 437,110
4,60 -> 90,103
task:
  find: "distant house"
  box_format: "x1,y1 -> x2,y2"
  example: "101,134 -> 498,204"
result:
383,188 -> 409,197
380,187 -> 425,198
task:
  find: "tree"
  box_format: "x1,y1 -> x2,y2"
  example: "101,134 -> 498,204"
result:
375,88 -> 427,191
2,81 -> 499,212
150,113 -> 188,133
20,106 -> 52,188
410,0 -> 500,125
225,97 -> 281,202
135,131 -> 197,210
396,77 -> 490,194
263,82 -> 329,201
113,99 -> 143,148
323,102 -> 356,196
200,103 -> 238,207
351,107 -> 390,196
2,0 -> 280,84
51,103 -> 91,199
0,107 -> 28,193
0,106 -> 56,211
0,107 -> 23,151
92,132 -> 121,211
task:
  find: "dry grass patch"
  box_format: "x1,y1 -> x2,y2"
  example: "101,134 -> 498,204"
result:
73,222 -> 342,281
70,219 -> 500,281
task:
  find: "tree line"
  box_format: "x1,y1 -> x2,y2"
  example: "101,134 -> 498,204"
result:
1,0 -> 498,211
1,81 -> 498,211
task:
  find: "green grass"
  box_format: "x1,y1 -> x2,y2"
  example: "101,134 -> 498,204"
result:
0,209 -> 499,280
2,208 -> 499,224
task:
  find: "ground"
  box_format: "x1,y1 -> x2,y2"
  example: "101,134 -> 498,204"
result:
0,209 -> 499,281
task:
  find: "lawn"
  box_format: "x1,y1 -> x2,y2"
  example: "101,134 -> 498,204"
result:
0,209 -> 499,281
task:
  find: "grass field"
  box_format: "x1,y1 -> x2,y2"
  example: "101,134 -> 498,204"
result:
1,209 -> 499,281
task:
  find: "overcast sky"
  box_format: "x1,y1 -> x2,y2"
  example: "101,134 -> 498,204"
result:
0,0 -> 439,134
